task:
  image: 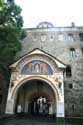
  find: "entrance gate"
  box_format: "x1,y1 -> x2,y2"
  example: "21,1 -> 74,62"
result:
15,80 -> 56,115
5,49 -> 66,118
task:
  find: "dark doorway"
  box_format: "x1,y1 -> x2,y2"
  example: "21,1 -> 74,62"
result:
30,96 -> 50,115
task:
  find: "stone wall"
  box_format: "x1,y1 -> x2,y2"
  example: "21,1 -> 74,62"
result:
16,26 -> 83,116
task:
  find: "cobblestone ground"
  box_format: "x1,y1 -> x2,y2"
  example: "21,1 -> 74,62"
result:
0,115 -> 81,125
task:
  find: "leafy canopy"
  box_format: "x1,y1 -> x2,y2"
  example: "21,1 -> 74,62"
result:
0,0 -> 26,83
0,0 -> 26,64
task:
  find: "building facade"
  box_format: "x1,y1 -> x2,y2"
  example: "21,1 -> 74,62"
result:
5,22 -> 83,117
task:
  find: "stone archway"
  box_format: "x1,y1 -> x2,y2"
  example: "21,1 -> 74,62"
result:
5,49 -> 66,118
5,76 -> 64,117
12,76 -> 59,113
14,79 -> 56,115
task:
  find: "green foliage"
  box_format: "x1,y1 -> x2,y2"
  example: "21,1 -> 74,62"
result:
0,0 -> 23,28
0,0 -> 26,87
20,29 -> 27,40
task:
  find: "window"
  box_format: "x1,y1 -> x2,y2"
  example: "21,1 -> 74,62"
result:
81,48 -> 83,54
58,34 -> 64,41
70,48 -> 76,57
0,95 -> 2,104
69,83 -> 78,89
41,46 -> 43,49
68,33 -> 73,41
79,33 -> 83,41
66,66 -> 72,77
33,35 -> 37,41
69,84 -> 73,89
72,104 -> 75,111
41,34 -> 46,41
50,35 -> 54,41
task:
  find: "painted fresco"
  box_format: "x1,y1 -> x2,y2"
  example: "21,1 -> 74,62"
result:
21,61 -> 53,75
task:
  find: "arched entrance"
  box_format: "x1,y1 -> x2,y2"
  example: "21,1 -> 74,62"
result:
15,79 -> 56,116
5,49 -> 66,118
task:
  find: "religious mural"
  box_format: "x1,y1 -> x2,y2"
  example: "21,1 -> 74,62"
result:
16,54 -> 57,73
21,61 -> 53,75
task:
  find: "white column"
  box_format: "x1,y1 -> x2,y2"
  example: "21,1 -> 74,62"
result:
56,73 -> 65,117
56,101 -> 65,117
5,99 -> 14,114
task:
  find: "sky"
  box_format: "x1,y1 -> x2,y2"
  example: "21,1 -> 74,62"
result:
15,0 -> 83,28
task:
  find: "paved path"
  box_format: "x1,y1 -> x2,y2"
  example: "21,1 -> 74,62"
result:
0,114 -> 81,125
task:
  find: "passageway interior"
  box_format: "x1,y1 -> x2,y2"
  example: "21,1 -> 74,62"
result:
15,80 -> 56,116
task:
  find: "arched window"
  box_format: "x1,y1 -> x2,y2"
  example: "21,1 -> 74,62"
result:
81,48 -> 83,54
0,95 -> 3,104
37,22 -> 54,28
69,84 -> 73,89
70,48 -> 76,57
41,34 -> 46,41
66,65 -> 72,77
58,34 -> 64,41
33,34 -> 37,41
68,33 -> 73,41
79,33 -> 83,41
49,35 -> 54,41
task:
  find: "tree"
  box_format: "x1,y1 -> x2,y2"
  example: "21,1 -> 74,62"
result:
0,0 -> 25,61
0,0 -> 26,73
0,0 -> 26,113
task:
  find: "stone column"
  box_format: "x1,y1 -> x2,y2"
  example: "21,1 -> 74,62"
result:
56,101 -> 65,117
5,99 -> 14,114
